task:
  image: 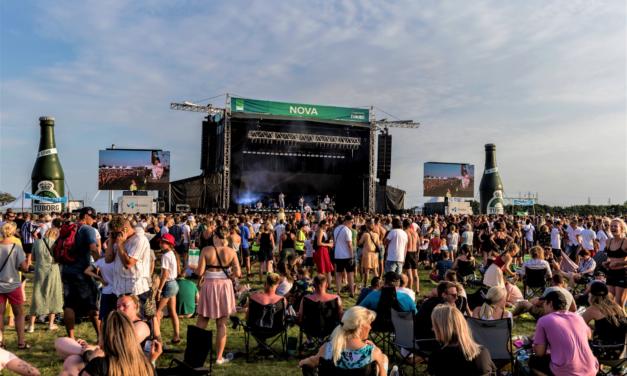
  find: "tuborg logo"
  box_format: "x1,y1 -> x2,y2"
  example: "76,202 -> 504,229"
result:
289,106 -> 318,116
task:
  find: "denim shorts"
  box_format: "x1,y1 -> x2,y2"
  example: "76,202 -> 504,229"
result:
161,280 -> 179,298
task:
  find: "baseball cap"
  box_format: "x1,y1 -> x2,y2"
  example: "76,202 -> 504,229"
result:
79,207 -> 96,218
160,233 -> 176,247
590,281 -> 608,297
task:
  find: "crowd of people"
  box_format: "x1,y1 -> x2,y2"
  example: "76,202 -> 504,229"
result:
0,206 -> 625,375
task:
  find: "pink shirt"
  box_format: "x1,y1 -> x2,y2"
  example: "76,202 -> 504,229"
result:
533,311 -> 598,376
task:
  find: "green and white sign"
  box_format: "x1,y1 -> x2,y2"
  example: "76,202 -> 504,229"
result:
231,97 -> 370,123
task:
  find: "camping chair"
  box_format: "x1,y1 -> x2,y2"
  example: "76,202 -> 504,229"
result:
466,317 -> 514,372
242,298 -> 288,360
157,325 -> 212,376
298,297 -> 341,354
522,267 -> 549,299
390,309 -> 438,376
590,334 -> 627,376
369,307 -> 395,355
301,358 -> 378,376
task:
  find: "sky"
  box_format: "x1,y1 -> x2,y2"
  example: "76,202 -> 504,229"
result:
1,0 -> 625,211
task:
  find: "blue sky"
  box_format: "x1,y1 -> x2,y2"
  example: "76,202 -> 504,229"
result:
1,0 -> 625,210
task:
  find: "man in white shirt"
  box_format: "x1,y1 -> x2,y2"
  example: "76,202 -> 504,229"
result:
566,220 -> 583,258
523,220 -> 535,251
106,219 -> 151,316
333,215 -> 355,296
580,222 -> 597,253
550,221 -> 562,261
384,217 -> 409,274
461,225 -> 474,255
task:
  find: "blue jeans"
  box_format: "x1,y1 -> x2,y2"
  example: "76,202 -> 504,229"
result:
385,261 -> 404,274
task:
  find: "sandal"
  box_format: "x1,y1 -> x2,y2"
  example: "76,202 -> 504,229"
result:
18,343 -> 30,350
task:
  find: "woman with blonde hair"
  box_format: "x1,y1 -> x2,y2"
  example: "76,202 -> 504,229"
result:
79,310 -> 160,376
428,304 -> 496,375
472,286 -> 512,322
28,227 -> 63,332
299,306 -> 388,376
0,222 -> 30,349
602,218 -> 627,306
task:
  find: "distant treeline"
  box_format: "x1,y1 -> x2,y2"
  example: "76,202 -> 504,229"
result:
465,200 -> 627,216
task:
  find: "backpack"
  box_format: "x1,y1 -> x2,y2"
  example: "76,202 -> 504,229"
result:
169,224 -> 183,246
53,223 -> 79,264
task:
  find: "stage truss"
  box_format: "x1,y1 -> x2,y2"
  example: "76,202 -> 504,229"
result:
247,130 -> 361,149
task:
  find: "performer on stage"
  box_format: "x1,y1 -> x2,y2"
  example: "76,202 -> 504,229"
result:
298,196 -> 305,212
278,192 -> 285,209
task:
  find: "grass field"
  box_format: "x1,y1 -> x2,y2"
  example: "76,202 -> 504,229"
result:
2,267 -> 536,376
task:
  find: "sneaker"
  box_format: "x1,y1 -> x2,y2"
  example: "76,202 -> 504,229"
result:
26,325 -> 34,333
48,324 -> 59,331
215,357 -> 231,365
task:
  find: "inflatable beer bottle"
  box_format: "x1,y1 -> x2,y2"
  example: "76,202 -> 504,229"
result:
479,143 -> 504,215
31,116 -> 65,213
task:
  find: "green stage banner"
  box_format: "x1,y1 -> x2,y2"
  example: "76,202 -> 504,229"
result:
231,97 -> 370,123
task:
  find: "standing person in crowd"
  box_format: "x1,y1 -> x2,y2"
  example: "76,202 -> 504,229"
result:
566,220 -> 584,259
523,219 -> 535,254
596,221 -> 611,252
602,218 -> 627,307
581,222 -> 598,255
384,217 -> 408,274
358,222 -> 379,289
84,249 -> 116,334
28,226 -> 63,332
461,224 -> 474,256
238,216 -> 252,279
374,217 -> 387,278
313,220 -> 334,289
195,226 -> 241,365
428,304 -> 496,376
257,223 -> 275,283
530,290 -> 598,376
0,222 -> 30,349
105,217 -> 151,312
333,215 -> 355,297
551,220 -> 563,262
19,213 -> 37,270
447,224 -> 459,259
299,306 -> 388,376
61,207 -> 100,340
403,218 -> 420,292
154,234 -> 181,344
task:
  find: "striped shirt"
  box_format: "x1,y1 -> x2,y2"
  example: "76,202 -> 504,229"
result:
20,221 -> 38,245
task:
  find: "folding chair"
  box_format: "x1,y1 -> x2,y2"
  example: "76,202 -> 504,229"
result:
466,317 -> 514,372
243,299 -> 288,361
522,267 -> 549,299
590,335 -> 627,376
390,309 -> 438,376
157,325 -> 212,375
298,297 -> 341,354
301,358 -> 378,376
369,311 -> 395,355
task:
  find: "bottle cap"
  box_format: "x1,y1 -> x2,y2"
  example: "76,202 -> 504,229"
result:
39,116 -> 55,123
485,143 -> 496,150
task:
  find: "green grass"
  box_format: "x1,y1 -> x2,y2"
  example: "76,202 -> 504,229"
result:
3,267 -> 536,376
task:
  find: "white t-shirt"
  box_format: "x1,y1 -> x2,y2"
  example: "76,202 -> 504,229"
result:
94,257 -> 115,295
397,287 -> 416,302
462,230 -> 473,246
567,226 -> 583,246
550,227 -> 561,249
161,250 -> 178,281
448,232 -> 459,250
581,229 -> 596,251
523,224 -> 535,242
113,228 -> 151,296
333,225 -> 353,259
386,228 -> 408,262
597,230 -> 610,252
182,224 -> 191,244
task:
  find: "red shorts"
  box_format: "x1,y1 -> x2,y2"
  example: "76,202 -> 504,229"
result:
0,287 -> 24,306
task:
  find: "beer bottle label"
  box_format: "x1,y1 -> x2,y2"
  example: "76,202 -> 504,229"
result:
33,180 -> 63,213
37,148 -> 58,158
484,167 -> 498,174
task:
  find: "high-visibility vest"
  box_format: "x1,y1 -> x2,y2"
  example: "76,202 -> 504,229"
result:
295,230 -> 306,251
